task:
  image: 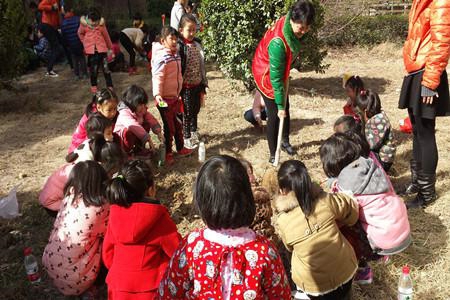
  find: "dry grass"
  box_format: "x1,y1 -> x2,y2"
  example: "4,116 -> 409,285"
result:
0,43 -> 449,299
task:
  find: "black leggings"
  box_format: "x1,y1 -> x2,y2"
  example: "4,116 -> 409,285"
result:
307,279 -> 352,300
87,52 -> 113,88
262,95 -> 290,157
181,86 -> 202,138
408,109 -> 437,174
120,32 -> 136,68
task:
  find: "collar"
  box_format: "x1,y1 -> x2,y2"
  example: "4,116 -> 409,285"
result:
203,227 -> 256,247
283,10 -> 301,55
182,37 -> 194,44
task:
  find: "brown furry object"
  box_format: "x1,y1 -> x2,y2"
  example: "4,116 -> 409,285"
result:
250,186 -> 277,243
261,168 -> 279,196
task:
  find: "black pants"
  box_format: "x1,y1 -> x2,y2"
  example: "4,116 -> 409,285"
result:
244,108 -> 267,125
262,95 -> 290,157
108,52 -> 126,72
87,52 -> 113,88
181,86 -> 202,138
71,53 -> 87,77
408,108 -> 437,174
307,279 -> 352,300
120,32 -> 136,68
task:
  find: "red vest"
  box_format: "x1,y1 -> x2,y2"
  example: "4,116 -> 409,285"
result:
252,16 -> 293,99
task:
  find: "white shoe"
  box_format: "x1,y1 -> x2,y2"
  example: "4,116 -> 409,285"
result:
45,70 -> 59,77
191,131 -> 200,145
184,138 -> 197,150
292,288 -> 310,299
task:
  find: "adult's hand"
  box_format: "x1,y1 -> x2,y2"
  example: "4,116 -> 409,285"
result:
278,110 -> 286,118
422,94 -> 438,105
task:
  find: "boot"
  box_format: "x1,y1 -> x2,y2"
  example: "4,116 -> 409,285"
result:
281,140 -> 297,156
403,159 -> 420,195
406,172 -> 437,209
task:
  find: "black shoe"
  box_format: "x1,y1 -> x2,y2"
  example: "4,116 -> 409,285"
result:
403,159 -> 421,195
281,142 -> 297,156
405,196 -> 424,209
417,172 -> 437,206
269,156 -> 275,164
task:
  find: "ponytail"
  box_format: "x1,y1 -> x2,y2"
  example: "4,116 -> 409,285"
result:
355,89 -> 381,119
106,176 -> 131,207
65,134 -> 106,163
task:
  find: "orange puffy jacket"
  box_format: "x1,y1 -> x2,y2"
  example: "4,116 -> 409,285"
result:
403,0 -> 450,90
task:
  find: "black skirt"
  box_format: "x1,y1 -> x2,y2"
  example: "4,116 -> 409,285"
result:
398,70 -> 450,119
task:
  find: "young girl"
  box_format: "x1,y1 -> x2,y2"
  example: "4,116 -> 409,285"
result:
42,161 -> 110,298
320,133 -> 410,285
274,160 -> 358,299
343,75 -> 364,117
103,159 -> 181,299
120,25 -> 148,75
355,89 -> 396,172
40,140 -> 125,215
114,85 -> 163,157
159,155 -> 290,299
69,88 -> 118,153
178,14 -> 208,149
78,8 -> 114,93
152,26 -> 193,164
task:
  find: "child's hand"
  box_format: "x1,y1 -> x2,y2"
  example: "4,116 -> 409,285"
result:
155,95 -> 167,107
157,132 -> 165,143
200,92 -> 206,107
145,139 -> 154,150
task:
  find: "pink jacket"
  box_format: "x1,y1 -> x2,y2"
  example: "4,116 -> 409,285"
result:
42,194 -> 109,295
114,102 -> 161,144
39,163 -> 74,211
78,17 -> 112,54
335,157 -> 411,253
68,113 -> 90,153
151,42 -> 183,99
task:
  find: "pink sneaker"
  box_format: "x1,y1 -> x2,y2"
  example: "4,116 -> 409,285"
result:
354,266 -> 373,285
177,147 -> 194,157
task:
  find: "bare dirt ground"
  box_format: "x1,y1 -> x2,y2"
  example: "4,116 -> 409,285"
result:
0,44 -> 449,299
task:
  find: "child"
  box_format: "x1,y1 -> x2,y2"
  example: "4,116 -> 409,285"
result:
120,25 -> 148,75
343,75 -> 364,117
69,88 -> 118,153
178,14 -> 208,149
33,28 -> 52,66
107,31 -> 126,72
102,159 -> 181,299
152,26 -> 193,163
244,90 -> 267,129
133,12 -> 145,29
36,23 -> 62,77
61,3 -> 88,79
40,139 -> 125,215
274,160 -> 359,299
78,8 -> 114,93
42,161 -> 110,298
159,155 -> 291,299
320,133 -> 411,284
355,89 -> 396,172
114,85 -> 163,157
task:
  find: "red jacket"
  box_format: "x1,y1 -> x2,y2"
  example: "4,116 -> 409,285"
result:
102,201 -> 181,294
78,17 -> 112,55
403,0 -> 450,90
39,0 -> 60,28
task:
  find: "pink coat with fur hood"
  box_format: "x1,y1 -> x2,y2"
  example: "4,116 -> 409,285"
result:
151,42 -> 183,99
78,17 -> 112,54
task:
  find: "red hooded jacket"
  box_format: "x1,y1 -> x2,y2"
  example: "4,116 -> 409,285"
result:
102,201 -> 181,294
38,0 -> 60,29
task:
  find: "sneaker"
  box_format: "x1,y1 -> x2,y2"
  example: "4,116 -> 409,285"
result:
165,152 -> 174,165
90,86 -> 98,94
269,156 -> 275,164
177,147 -> 194,157
292,290 -> 310,300
191,131 -> 200,145
184,138 -> 197,149
45,70 -> 58,77
354,266 -> 373,285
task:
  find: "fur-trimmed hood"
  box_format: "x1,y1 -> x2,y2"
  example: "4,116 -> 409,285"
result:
80,16 -> 105,28
272,183 -> 323,214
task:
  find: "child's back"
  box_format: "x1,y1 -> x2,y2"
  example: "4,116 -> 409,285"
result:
61,14 -> 83,55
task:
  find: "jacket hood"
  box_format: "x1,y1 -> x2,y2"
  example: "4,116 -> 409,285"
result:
152,41 -> 172,57
80,16 -> 105,27
118,101 -> 132,112
337,157 -> 389,195
109,201 -> 166,244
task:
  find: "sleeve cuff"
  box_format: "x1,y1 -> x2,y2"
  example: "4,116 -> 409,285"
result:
421,85 -> 437,97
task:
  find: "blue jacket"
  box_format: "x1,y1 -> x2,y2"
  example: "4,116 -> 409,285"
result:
34,37 -> 51,61
61,15 -> 84,55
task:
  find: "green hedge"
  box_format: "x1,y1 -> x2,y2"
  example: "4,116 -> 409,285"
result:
323,14 -> 408,47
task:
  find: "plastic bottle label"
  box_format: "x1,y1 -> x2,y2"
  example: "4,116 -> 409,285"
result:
26,262 -> 40,283
398,289 -> 413,300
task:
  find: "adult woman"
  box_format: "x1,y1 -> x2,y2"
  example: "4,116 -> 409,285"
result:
399,0 -> 450,208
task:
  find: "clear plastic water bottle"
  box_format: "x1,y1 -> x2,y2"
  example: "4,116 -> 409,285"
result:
198,142 -> 206,163
24,247 -> 40,284
398,265 -> 413,300
158,143 -> 166,167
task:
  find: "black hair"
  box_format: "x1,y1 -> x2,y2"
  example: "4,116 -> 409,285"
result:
179,14 -> 197,29
334,115 -> 363,135
290,0 -> 316,26
63,161 -> 108,207
87,7 -> 101,22
63,0 -> 74,12
345,75 -> 365,94
66,134 -> 106,163
110,30 -> 120,43
85,88 -> 117,116
86,113 -> 113,139
319,133 -> 362,178
133,12 -> 143,21
121,85 -> 148,112
99,141 -> 126,174
106,160 -> 154,207
355,89 -> 382,119
160,26 -> 178,41
343,130 -> 370,158
140,24 -> 149,35
239,159 -> 253,174
195,155 -> 256,230
278,160 -> 316,217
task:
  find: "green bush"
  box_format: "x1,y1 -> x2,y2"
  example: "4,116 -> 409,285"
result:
199,0 -> 327,90
0,0 -> 27,81
323,14 -> 408,47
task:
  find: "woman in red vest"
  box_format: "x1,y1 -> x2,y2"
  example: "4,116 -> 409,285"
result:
252,0 -> 315,163
399,0 -> 450,208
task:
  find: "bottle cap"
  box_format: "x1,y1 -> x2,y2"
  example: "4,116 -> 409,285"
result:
24,247 -> 32,256
402,265 -> 410,275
